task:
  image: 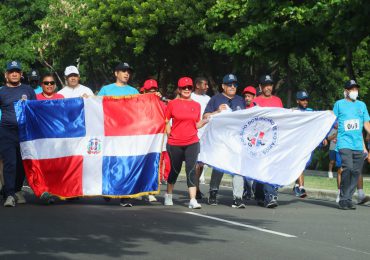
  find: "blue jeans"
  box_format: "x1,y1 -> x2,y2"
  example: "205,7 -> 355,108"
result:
253,181 -> 278,203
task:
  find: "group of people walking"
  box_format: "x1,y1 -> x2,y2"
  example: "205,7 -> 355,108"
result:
0,60 -> 369,211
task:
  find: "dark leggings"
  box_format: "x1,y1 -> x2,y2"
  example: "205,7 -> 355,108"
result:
166,142 -> 200,188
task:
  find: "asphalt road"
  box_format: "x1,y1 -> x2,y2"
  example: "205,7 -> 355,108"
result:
1,182 -> 370,260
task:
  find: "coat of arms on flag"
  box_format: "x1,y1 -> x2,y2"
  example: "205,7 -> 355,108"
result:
15,94 -> 165,199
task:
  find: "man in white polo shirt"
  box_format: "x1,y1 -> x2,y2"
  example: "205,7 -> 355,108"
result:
191,77 -> 211,199
58,66 -> 94,98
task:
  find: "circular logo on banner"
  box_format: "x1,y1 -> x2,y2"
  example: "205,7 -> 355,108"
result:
240,117 -> 278,158
87,138 -> 102,155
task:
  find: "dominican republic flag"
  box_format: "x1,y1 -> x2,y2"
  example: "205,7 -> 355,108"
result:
15,94 -> 165,198
199,107 -> 336,186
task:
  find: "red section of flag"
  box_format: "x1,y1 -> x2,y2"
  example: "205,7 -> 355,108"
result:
103,94 -> 165,136
23,156 -> 83,198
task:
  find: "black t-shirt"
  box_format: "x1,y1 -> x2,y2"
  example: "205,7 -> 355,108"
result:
0,84 -> 36,128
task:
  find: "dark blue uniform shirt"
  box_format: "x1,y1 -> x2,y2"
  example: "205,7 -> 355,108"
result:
204,93 -> 246,114
0,84 -> 36,128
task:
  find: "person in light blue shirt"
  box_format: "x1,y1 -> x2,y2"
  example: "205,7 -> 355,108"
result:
98,62 -> 138,208
333,79 -> 370,210
98,62 -> 138,96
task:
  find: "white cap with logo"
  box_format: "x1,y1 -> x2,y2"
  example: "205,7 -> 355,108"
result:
64,66 -> 79,76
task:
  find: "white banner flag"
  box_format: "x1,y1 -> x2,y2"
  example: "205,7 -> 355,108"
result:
199,107 -> 336,186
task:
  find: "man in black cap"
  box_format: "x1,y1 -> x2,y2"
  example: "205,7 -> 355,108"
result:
253,75 -> 283,208
203,74 -> 246,208
98,62 -> 138,96
28,69 -> 42,94
97,62 -> 138,207
0,61 -> 36,207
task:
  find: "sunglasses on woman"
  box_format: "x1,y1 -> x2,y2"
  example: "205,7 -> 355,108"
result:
180,86 -> 193,91
42,81 -> 55,85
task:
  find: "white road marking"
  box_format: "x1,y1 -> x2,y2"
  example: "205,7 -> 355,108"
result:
185,211 -> 297,238
336,246 -> 370,256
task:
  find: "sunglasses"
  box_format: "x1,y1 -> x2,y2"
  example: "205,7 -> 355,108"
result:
42,81 -> 55,85
225,83 -> 238,87
180,86 -> 193,91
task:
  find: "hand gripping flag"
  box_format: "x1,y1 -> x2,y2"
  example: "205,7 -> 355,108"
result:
199,107 -> 336,186
15,94 -> 165,198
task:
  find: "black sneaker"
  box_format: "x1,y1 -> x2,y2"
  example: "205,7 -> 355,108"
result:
299,188 -> 307,198
338,201 -> 349,210
293,186 -> 300,197
120,199 -> 133,207
196,190 -> 204,200
348,202 -> 356,210
265,196 -> 278,208
232,198 -> 246,208
208,191 -> 218,205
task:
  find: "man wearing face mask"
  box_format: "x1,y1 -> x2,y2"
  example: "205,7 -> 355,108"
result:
334,79 -> 370,210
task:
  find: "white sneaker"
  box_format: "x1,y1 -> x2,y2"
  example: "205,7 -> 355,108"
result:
4,196 -> 15,207
336,191 -> 340,203
15,191 -> 26,204
148,195 -> 157,202
358,194 -> 368,205
188,198 -> 201,209
164,193 -> 173,206
328,172 -> 333,178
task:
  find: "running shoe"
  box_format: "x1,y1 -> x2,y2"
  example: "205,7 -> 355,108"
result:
232,198 -> 246,208
208,190 -> 218,206
188,199 -> 201,209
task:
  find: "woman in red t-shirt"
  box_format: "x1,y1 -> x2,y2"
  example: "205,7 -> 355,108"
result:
164,77 -> 208,209
36,74 -> 64,100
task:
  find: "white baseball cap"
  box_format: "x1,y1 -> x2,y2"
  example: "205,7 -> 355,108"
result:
64,66 -> 79,76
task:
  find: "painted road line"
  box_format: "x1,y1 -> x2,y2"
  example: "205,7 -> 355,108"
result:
185,211 -> 297,238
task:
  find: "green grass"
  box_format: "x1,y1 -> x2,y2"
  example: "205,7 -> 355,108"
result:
180,166 -> 370,193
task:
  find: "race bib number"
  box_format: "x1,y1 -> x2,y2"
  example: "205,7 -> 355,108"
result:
344,119 -> 360,131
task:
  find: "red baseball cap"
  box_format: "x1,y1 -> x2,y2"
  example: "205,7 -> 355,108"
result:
178,77 -> 193,88
243,86 -> 257,95
143,79 -> 158,90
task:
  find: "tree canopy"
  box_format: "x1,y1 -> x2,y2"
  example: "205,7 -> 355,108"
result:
0,0 -> 369,107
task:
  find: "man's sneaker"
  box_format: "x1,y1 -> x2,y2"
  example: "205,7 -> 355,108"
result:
338,201 -> 349,210
164,193 -> 173,206
196,190 -> 203,200
15,191 -> 26,204
188,198 -> 201,209
357,195 -> 369,205
148,195 -> 157,202
4,196 -> 15,207
328,171 -> 333,178
299,188 -> 307,198
120,199 -> 133,207
232,198 -> 246,208
265,196 -> 278,208
208,190 -> 218,205
348,202 -> 356,210
293,186 -> 300,197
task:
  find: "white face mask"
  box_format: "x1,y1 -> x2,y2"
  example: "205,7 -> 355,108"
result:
348,90 -> 358,100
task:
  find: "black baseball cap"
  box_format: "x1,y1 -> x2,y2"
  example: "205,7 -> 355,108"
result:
259,75 -> 274,85
115,62 -> 133,72
28,69 -> 40,81
345,79 -> 359,89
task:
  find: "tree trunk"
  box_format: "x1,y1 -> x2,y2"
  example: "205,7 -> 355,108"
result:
345,45 -> 356,80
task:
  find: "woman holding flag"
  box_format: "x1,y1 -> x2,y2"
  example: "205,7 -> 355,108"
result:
164,77 -> 208,209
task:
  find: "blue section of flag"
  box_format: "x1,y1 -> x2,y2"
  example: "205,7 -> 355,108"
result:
15,98 -> 86,142
102,153 -> 160,195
